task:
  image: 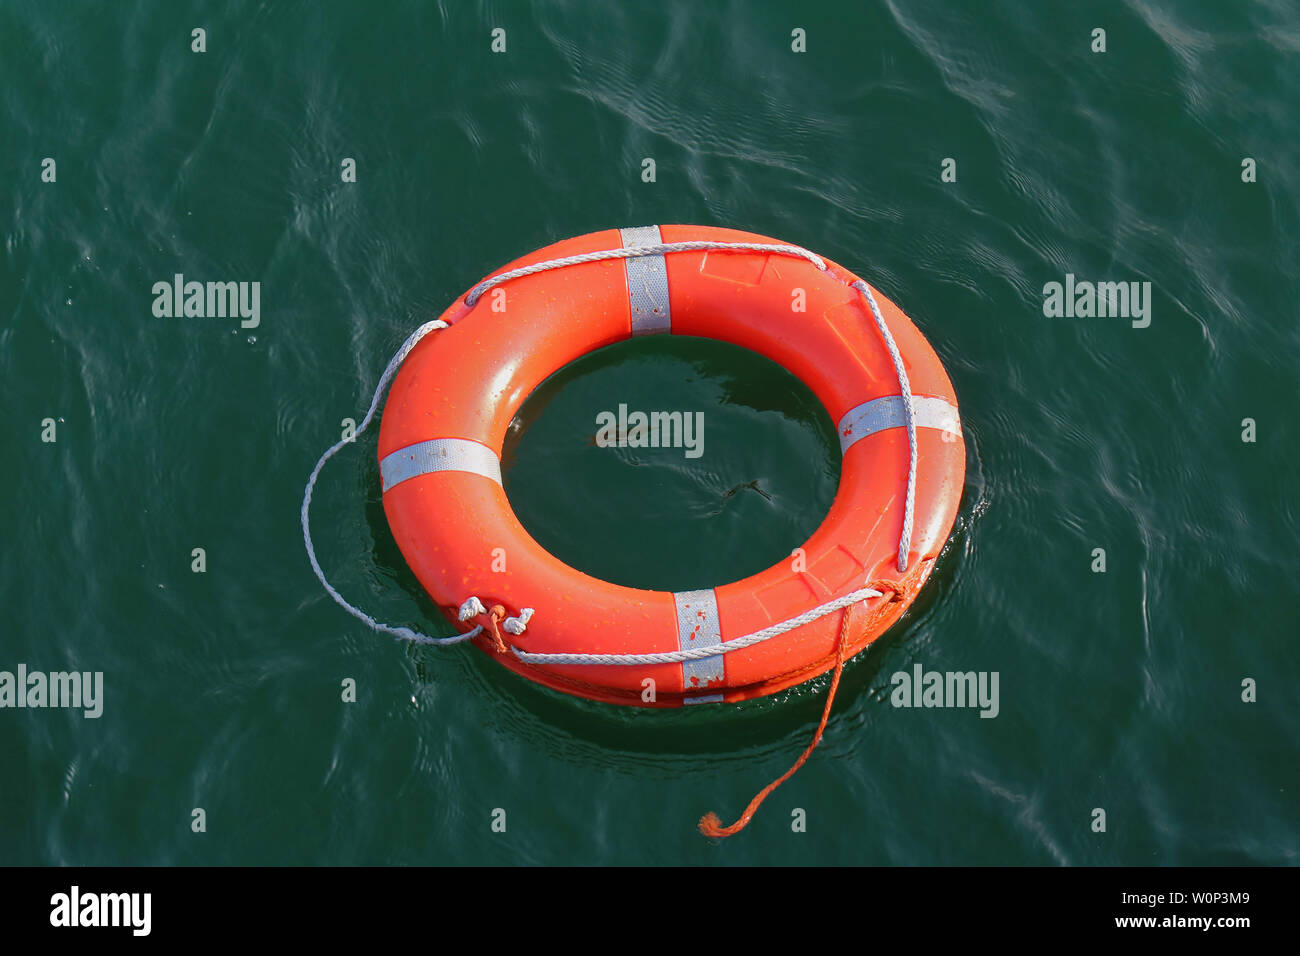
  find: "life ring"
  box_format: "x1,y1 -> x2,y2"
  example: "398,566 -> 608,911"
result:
376,225 -> 965,707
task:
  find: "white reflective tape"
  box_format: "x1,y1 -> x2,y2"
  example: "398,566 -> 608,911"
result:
837,395 -> 960,453
380,439 -> 502,492
683,694 -> 724,705
619,225 -> 671,335
673,588 -> 724,688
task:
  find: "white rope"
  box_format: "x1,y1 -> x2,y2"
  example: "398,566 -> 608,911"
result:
467,240 -> 918,573
502,608 -> 535,635
457,597 -> 486,621
300,319 -> 483,646
464,241 -> 829,307
849,280 -> 917,572
510,586 -> 883,666
303,237 -> 922,660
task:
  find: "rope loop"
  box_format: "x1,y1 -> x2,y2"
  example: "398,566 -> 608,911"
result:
300,319 -> 477,647
299,237 -> 934,840
302,240 -> 921,653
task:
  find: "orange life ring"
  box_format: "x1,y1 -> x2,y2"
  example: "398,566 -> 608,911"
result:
377,225 -> 965,707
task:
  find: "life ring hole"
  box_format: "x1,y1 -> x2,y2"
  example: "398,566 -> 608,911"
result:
501,335 -> 841,591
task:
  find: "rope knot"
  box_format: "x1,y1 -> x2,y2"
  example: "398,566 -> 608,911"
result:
867,579 -> 906,604
458,596 -> 487,621
453,596 -> 532,652
502,607 -> 534,636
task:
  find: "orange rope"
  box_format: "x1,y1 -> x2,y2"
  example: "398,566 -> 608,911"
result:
698,601 -> 858,839
484,604 -> 509,655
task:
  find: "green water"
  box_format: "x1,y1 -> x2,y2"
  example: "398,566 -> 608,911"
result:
503,336 -> 841,592
1,0 -> 1296,865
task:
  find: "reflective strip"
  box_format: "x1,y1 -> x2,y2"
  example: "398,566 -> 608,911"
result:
684,694 -> 724,706
837,395 -> 960,454
379,439 -> 502,492
673,589 -> 724,688
619,225 -> 671,335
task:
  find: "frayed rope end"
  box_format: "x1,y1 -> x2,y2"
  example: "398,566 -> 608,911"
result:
697,812 -> 730,838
